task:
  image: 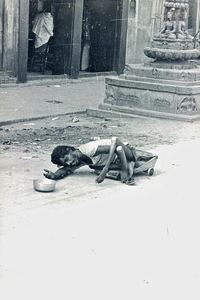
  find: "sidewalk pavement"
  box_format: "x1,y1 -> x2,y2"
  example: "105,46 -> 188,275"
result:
1,139 -> 200,300
0,76 -> 106,126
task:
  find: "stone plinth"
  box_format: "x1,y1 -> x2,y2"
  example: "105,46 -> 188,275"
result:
144,38 -> 200,61
87,0 -> 200,122
97,62 -> 200,121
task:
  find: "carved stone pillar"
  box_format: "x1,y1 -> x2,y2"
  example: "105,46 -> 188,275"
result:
191,0 -> 200,36
144,0 -> 200,61
89,0 -> 200,121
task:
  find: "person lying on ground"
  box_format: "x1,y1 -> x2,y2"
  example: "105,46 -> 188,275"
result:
43,137 -> 139,185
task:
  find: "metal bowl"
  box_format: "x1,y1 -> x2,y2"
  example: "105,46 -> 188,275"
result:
33,179 -> 56,192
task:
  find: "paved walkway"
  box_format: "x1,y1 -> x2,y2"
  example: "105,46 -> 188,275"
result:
0,77 -> 105,126
1,139 -> 200,300
1,73 -> 200,300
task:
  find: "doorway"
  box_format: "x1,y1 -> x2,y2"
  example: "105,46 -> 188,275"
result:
28,0 -> 77,77
80,0 -> 122,73
28,0 -> 54,75
25,0 -> 128,81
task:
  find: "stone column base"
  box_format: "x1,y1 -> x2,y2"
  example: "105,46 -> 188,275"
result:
99,63 -> 200,122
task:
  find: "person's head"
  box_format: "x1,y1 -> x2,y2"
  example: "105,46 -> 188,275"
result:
51,145 -> 81,167
43,2 -> 51,13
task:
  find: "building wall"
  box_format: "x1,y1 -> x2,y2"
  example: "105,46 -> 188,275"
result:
0,0 -> 19,75
189,0 -> 200,35
0,0 -> 4,69
126,0 -> 200,66
126,0 -> 164,65
1,0 -> 199,79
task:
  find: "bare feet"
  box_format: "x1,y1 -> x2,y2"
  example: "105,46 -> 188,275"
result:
123,177 -> 136,186
120,169 -> 129,183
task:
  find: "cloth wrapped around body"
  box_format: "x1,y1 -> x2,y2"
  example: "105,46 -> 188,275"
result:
32,12 -> 54,48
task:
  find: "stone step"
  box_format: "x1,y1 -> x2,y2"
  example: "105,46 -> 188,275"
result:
0,72 -> 16,84
105,76 -> 200,95
86,105 -> 200,122
124,64 -> 200,82
120,74 -> 200,87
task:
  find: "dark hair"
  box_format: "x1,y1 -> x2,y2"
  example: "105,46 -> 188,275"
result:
51,145 -> 76,165
43,2 -> 51,13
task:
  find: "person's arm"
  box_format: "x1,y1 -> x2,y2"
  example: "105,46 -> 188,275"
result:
95,137 -> 120,183
95,137 -> 136,183
43,166 -> 73,180
94,137 -> 135,160
43,163 -> 85,180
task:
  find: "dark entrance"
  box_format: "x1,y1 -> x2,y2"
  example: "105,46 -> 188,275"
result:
51,0 -> 84,77
81,0 -> 128,74
27,0 -> 54,75
27,0 -> 83,77
81,0 -> 118,72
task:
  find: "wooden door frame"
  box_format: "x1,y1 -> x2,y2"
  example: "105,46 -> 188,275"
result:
78,0 -> 129,76
17,0 -> 128,82
192,0 -> 200,35
68,0 -> 84,78
18,0 -> 83,81
17,0 -> 29,83
113,0 -> 129,74
0,0 -> 4,70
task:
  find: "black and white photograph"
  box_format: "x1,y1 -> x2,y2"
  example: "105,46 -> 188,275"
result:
1,0 -> 200,299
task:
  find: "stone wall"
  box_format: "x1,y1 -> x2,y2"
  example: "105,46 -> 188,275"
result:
0,0 -> 3,69
189,0 -> 200,35
126,0 -> 164,65
126,0 -> 200,66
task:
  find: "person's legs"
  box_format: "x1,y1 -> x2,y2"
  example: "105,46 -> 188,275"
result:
116,146 -> 129,183
93,158 -> 136,184
116,147 -> 136,185
127,161 -> 135,178
94,169 -> 120,181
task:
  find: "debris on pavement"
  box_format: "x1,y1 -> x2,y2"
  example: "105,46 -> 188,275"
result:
72,116 -> 79,123
3,141 -> 12,145
20,155 -> 39,160
24,123 -> 36,126
1,112 -> 199,156
46,100 -> 63,104
90,136 -> 100,141
23,149 -> 30,153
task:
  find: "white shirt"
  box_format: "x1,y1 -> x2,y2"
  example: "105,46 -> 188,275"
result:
32,12 -> 54,48
78,139 -> 116,166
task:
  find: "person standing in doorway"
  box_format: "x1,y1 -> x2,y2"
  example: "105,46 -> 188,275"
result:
32,2 -> 54,52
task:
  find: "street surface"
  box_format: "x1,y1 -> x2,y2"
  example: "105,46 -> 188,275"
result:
0,78 -> 105,124
0,112 -> 200,300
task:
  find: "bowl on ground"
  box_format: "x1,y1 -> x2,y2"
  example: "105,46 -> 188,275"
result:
33,178 -> 56,192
